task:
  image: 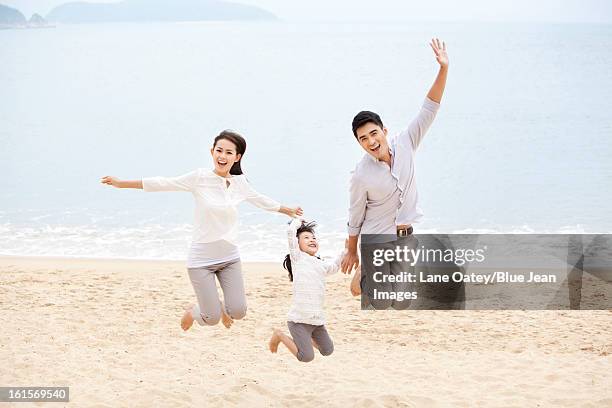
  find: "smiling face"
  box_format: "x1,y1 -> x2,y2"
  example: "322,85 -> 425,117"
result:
210,138 -> 241,177
298,230 -> 318,256
355,122 -> 389,161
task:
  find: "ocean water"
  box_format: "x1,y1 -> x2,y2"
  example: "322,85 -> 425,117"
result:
1,21 -> 611,261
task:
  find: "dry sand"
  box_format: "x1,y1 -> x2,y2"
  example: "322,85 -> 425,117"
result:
1,256 -> 611,407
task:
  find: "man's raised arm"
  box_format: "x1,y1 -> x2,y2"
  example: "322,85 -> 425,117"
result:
427,38 -> 449,104
402,38 -> 449,149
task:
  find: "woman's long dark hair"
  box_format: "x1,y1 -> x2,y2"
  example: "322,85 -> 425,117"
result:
213,130 -> 246,175
282,221 -> 317,282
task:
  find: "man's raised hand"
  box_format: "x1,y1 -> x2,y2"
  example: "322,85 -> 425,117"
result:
429,38 -> 448,68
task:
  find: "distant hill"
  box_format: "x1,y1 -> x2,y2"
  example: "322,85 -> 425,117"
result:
46,0 -> 277,23
28,13 -> 48,26
0,3 -> 26,26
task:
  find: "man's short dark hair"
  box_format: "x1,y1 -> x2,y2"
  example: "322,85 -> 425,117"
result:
352,111 -> 384,138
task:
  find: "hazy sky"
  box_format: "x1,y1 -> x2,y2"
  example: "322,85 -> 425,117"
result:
5,0 -> 612,23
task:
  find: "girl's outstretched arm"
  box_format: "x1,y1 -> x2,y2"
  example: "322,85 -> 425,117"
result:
287,217 -> 303,262
100,176 -> 142,189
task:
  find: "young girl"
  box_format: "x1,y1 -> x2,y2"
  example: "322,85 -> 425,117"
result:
268,218 -> 343,362
101,130 -> 302,330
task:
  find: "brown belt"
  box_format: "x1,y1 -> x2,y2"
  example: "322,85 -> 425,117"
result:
397,225 -> 413,237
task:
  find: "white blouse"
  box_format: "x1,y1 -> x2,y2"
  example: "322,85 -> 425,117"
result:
286,218 -> 342,326
143,168 -> 281,267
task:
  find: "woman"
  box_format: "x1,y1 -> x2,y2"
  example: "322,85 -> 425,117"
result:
101,130 -> 302,330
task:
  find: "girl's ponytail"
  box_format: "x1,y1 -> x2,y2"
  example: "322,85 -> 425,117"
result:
283,254 -> 293,281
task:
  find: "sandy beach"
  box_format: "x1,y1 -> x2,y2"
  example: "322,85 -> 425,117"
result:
1,256 -> 611,407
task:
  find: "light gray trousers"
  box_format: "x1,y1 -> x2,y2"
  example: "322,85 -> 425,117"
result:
188,259 -> 247,326
287,321 -> 334,363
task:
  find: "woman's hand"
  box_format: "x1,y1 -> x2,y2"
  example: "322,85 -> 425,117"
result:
100,177 -> 143,189
429,38 -> 448,68
290,206 -> 303,218
101,176 -> 122,188
279,206 -> 303,218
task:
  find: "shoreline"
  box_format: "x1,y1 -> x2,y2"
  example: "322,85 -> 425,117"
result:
0,254 -> 278,266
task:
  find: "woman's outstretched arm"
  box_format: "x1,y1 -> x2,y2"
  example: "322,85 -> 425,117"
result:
242,178 -> 303,218
101,170 -> 198,192
100,176 -> 143,189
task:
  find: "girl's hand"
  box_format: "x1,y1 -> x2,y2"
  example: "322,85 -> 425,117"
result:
429,38 -> 448,68
101,176 -> 121,188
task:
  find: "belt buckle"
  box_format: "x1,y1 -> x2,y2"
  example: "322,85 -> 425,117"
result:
397,226 -> 412,237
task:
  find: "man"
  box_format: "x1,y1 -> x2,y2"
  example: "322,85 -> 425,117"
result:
341,38 -> 449,300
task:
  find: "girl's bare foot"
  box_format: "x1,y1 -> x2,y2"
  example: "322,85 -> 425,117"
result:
220,306 -> 233,329
181,304 -> 195,331
269,329 -> 282,353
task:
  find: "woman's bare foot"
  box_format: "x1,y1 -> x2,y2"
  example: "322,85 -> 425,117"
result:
220,306 -> 233,329
269,329 -> 282,353
181,304 -> 195,331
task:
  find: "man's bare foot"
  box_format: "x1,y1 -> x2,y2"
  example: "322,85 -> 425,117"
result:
220,306 -> 233,329
269,329 -> 282,353
350,267 -> 362,296
181,304 -> 195,331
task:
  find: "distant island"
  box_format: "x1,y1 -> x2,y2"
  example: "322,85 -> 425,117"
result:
0,4 -> 24,26
29,13 -> 49,27
0,3 -> 51,29
46,0 -> 277,23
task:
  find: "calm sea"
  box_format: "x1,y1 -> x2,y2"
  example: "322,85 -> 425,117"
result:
1,21 -> 611,261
